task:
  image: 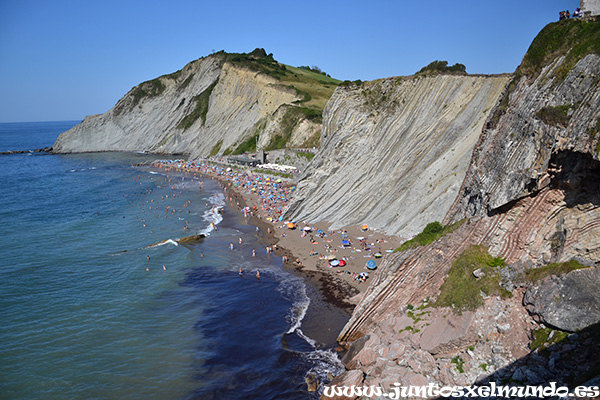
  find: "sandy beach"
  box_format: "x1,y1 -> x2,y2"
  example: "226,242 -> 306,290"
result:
150,159 -> 404,313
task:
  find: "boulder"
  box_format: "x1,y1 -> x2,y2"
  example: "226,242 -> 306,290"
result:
524,268 -> 600,332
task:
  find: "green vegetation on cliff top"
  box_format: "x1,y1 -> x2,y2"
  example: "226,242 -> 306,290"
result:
216,48 -> 341,115
489,17 -> 600,129
518,17 -> 600,82
417,60 -> 467,75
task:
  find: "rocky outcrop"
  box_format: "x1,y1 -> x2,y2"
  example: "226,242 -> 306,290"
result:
524,267 -> 600,332
52,52 -> 323,158
327,19 -> 600,394
287,74 -> 510,238
445,54 -> 600,222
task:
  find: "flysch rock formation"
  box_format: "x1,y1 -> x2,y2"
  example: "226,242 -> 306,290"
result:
325,19 -> 600,398
52,52 -> 320,158
286,74 -> 510,238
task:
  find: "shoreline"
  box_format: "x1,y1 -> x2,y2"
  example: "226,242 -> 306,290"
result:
147,160 -> 404,333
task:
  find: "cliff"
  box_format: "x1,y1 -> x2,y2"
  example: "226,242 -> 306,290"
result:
52,50 -> 337,157
326,18 -> 600,397
286,74 -> 510,238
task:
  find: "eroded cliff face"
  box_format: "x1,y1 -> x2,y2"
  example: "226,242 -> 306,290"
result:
446,53 -> 600,222
52,54 -> 319,158
326,33 -> 600,398
286,74 -> 510,238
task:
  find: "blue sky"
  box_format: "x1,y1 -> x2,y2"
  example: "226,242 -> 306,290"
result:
0,0 -> 580,122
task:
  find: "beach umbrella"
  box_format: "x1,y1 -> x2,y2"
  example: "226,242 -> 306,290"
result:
361,224 -> 369,231
357,236 -> 365,240
326,255 -> 337,261
366,260 -> 377,270
330,260 -> 340,267
317,230 -> 324,234
374,253 -> 382,258
303,226 -> 312,231
341,240 -> 351,246
338,260 -> 347,267
287,222 -> 296,229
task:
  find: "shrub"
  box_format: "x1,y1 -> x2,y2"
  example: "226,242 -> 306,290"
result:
395,220 -> 464,252
537,105 -> 571,127
417,60 -> 467,75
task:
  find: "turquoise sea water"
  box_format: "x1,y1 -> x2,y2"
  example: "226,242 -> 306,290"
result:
0,122 -> 344,399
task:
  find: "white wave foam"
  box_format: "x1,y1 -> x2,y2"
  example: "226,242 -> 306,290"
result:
284,284 -> 311,335
304,349 -> 345,393
150,239 -> 179,248
198,192 -> 225,235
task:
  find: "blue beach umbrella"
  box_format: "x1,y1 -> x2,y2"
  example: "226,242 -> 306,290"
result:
366,260 -> 377,270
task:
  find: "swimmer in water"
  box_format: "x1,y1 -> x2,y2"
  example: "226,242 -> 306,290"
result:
256,270 -> 260,279
239,267 -> 243,277
162,265 -> 166,271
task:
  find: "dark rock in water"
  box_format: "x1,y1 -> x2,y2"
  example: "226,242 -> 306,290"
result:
305,373 -> 318,392
0,147 -> 52,155
524,267 -> 600,332
177,234 -> 206,244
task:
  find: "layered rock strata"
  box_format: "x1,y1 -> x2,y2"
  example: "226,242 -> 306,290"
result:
286,74 -> 510,238
52,55 -> 320,158
327,37 -> 600,398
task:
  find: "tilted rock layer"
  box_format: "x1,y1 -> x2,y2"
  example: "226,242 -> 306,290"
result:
327,26 -> 600,396
286,74 -> 510,238
53,55 -> 318,158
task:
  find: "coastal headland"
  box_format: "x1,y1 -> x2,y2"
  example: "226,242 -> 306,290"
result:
51,16 -> 600,397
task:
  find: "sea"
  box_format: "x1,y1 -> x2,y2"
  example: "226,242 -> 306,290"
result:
0,121 -> 347,400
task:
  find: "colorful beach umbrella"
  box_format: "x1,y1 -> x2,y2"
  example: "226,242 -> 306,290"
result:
338,260 -> 347,267
330,260 -> 340,267
366,260 -> 377,270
